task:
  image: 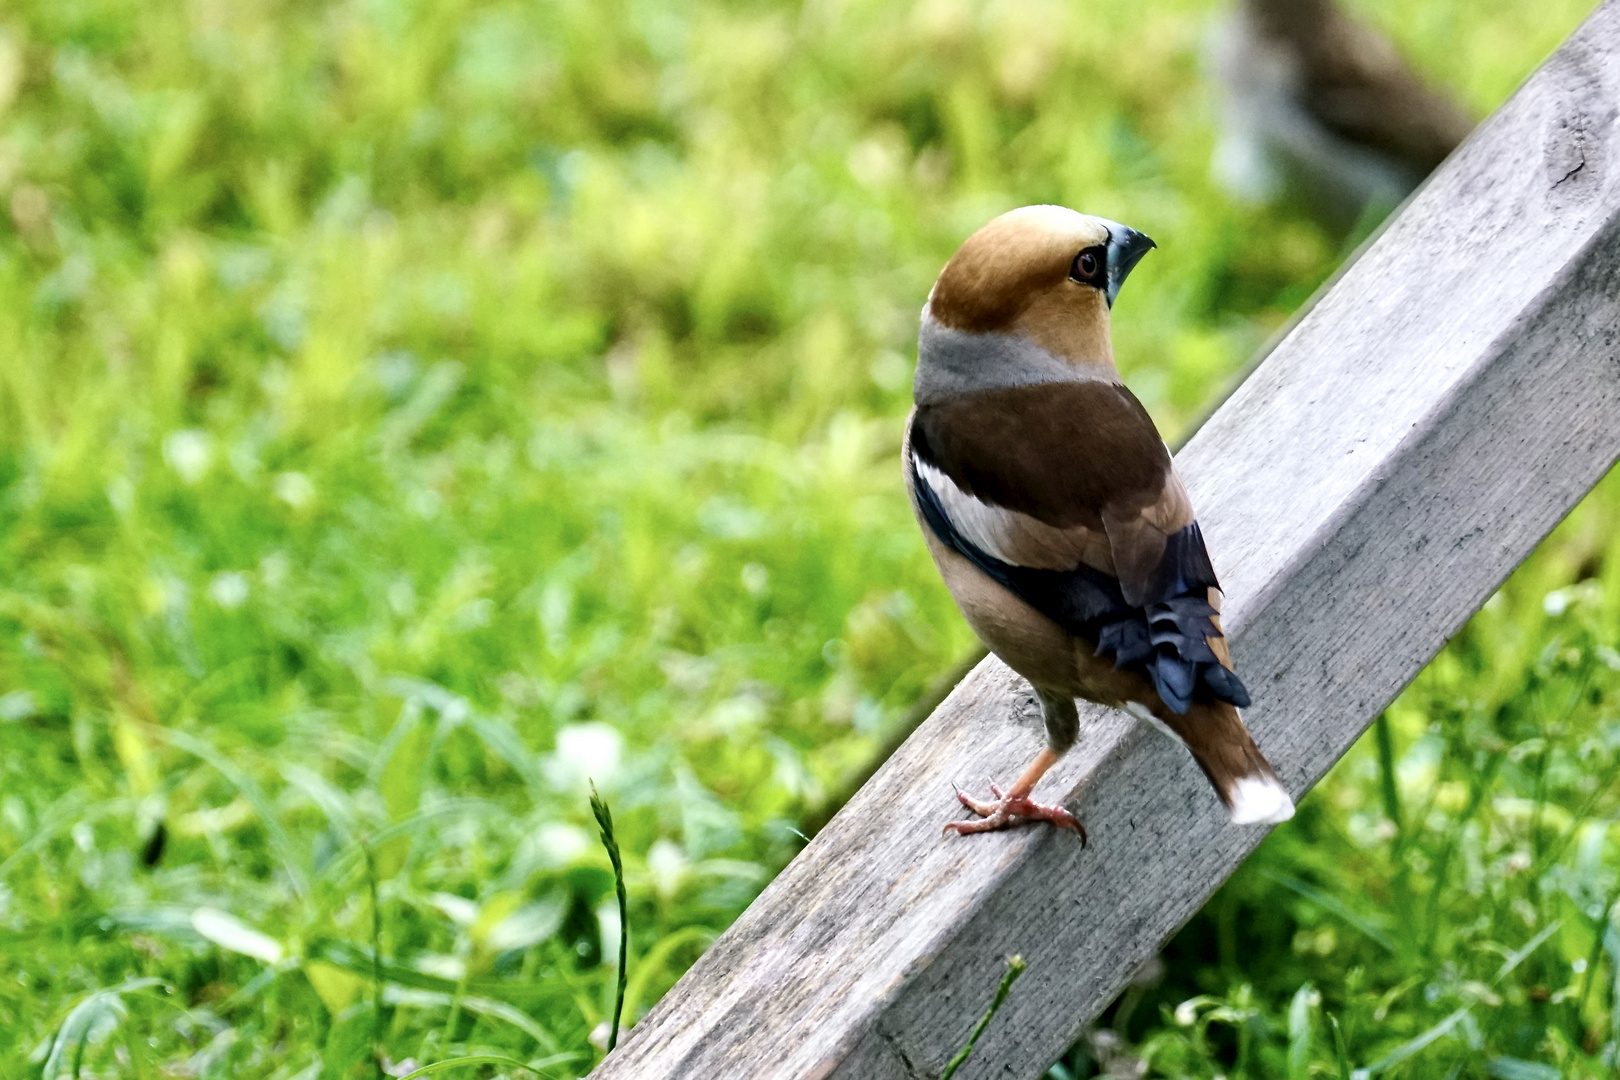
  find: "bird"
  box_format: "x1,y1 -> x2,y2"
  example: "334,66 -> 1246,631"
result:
903,205 -> 1294,840
1209,0 -> 1473,225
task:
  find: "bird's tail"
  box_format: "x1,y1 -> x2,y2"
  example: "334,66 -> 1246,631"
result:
1154,699 -> 1295,825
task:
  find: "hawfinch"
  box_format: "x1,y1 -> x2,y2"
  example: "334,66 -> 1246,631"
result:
1211,0 -> 1472,224
904,206 -> 1294,840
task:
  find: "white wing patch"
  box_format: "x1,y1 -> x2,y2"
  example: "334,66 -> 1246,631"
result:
1126,701 -> 1186,746
913,456 -> 1023,565
911,448 -> 1113,573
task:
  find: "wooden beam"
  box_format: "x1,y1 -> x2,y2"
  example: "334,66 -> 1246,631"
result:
596,5 -> 1620,1077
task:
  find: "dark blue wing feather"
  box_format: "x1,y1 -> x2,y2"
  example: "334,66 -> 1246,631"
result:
912,453 -> 1250,714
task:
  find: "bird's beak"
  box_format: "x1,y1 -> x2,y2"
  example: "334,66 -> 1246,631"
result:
1103,224 -> 1156,308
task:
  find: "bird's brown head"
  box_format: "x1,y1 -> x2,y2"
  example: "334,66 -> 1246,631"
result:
926,205 -> 1155,368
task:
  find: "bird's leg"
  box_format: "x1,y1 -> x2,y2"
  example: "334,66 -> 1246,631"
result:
946,747 -> 1086,843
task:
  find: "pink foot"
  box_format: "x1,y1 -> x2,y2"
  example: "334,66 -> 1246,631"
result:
945,783 -> 1087,845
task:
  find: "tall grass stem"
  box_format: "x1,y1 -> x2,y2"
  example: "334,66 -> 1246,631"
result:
939,955 -> 1026,1080
590,780 -> 628,1053
1374,714 -> 1402,838
363,839 -> 385,1078
1328,1014 -> 1352,1080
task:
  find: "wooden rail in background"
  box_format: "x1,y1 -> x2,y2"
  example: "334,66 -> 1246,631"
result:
597,5 -> 1620,1077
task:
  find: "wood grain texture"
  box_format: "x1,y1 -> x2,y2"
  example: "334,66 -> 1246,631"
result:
594,6 -> 1620,1077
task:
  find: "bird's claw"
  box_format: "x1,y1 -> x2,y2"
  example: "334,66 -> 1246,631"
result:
944,784 -> 1087,846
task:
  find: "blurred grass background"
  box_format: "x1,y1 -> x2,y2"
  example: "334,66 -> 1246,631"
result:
0,0 -> 1617,1076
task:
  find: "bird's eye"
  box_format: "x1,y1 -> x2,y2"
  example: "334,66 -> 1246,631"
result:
1070,247 -> 1105,285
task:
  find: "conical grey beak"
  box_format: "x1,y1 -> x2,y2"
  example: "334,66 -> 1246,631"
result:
1103,224 -> 1156,307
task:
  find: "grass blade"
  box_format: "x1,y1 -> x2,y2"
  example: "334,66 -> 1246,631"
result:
1374,714 -> 1403,837
363,838 -> 386,1076
1352,1006 -> 1469,1078
1484,1057 -> 1561,1080
384,987 -> 560,1051
1578,890 -> 1620,1019
1262,871 -> 1398,953
43,978 -> 167,1080
156,727 -> 310,901
1287,982 -> 1315,1080
589,780 -> 628,1053
940,955 -> 1026,1080
392,1052 -> 579,1079
1492,919 -> 1562,982
1328,1014 -> 1353,1080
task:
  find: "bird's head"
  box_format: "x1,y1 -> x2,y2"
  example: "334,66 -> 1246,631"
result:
925,205 -> 1155,369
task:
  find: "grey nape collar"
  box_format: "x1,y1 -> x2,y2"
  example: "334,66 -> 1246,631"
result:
913,312 -> 1116,406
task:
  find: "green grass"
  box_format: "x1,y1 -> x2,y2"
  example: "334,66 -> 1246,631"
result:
0,0 -> 1611,1076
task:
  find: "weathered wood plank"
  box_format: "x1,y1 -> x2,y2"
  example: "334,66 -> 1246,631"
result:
596,5 -> 1620,1077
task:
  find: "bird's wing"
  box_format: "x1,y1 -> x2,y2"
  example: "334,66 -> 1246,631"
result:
910,381 -> 1193,601
1303,18 -> 1473,173
909,383 -> 1249,713
1246,0 -> 1472,173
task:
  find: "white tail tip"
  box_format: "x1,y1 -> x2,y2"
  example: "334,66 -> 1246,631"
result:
1228,774 -> 1295,825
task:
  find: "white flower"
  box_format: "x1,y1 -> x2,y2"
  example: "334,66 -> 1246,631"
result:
208,571 -> 250,610
163,430 -> 214,485
274,471 -> 315,510
546,722 -> 623,789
